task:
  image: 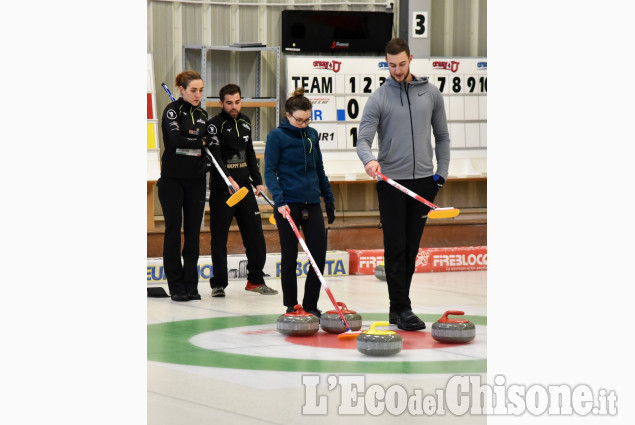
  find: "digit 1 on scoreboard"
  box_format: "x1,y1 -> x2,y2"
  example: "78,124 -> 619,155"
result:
346,124 -> 358,148
479,76 -> 487,92
348,75 -> 358,93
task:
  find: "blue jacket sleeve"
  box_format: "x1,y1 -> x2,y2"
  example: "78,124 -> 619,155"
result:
264,130 -> 285,207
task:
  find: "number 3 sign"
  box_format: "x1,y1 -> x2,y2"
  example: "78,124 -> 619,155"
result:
412,11 -> 428,39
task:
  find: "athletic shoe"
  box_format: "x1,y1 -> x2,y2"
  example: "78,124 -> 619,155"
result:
211,287 -> 225,297
286,306 -> 296,313
170,293 -> 189,302
245,281 -> 278,295
188,293 -> 201,300
389,312 -> 398,324
304,308 -> 322,318
396,310 -> 426,331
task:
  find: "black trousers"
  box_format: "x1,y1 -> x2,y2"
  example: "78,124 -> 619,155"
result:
274,203 -> 325,311
157,176 -> 206,296
209,185 -> 266,288
376,176 -> 438,314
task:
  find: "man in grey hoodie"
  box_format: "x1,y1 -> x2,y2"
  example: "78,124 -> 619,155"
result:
356,38 -> 451,331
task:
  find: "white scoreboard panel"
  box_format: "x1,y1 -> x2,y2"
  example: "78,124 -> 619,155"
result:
286,57 -> 487,151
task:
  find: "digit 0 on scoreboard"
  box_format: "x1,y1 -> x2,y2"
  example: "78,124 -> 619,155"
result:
344,96 -> 368,121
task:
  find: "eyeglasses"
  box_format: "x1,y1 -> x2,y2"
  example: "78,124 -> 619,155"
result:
291,115 -> 312,125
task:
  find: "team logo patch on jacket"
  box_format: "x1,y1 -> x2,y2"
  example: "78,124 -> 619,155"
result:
167,109 -> 177,119
207,124 -> 217,135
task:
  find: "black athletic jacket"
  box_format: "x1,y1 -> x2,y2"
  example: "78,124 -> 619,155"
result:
206,110 -> 263,188
160,97 -> 209,179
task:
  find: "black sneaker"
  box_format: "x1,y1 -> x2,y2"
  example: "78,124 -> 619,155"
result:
396,310 -> 426,331
389,312 -> 399,324
170,293 -> 189,302
286,306 -> 296,313
211,287 -> 225,297
188,293 -> 201,300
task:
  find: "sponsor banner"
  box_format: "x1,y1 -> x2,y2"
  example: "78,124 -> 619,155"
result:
147,251 -> 349,284
347,246 -> 487,275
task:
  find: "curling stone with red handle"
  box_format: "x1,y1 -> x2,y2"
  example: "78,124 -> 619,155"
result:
277,305 -> 319,336
320,302 -> 362,334
356,321 -> 402,356
431,310 -> 475,343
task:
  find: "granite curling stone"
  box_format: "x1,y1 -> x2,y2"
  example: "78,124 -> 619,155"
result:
356,321 -> 402,356
320,302 -> 362,334
277,304 -> 319,336
374,261 -> 387,281
431,310 -> 476,343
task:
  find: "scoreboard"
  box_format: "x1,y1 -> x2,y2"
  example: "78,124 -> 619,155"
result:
286,56 -> 487,151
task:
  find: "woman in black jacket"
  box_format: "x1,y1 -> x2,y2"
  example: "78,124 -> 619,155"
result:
158,71 -> 209,301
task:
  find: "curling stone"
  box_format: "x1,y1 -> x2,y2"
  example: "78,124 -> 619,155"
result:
374,261 -> 387,281
431,310 -> 476,343
320,302 -> 362,334
277,304 -> 319,336
356,321 -> 402,356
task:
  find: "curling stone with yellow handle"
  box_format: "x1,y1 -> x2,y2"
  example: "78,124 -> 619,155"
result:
356,321 -> 402,356
374,261 -> 387,281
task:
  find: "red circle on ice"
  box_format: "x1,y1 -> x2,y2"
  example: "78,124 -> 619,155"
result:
286,330 -> 461,350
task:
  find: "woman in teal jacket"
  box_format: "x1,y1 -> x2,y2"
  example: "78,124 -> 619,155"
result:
264,88 -> 335,317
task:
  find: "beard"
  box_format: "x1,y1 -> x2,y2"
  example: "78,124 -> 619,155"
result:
391,70 -> 410,82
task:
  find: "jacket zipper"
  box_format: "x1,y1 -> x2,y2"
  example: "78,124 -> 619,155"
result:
404,82 -> 416,179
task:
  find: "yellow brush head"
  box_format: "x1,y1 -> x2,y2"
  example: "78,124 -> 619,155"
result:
226,186 -> 249,207
428,208 -> 460,219
269,215 -> 276,225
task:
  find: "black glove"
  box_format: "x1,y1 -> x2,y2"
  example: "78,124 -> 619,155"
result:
325,203 -> 336,224
433,174 -> 445,191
